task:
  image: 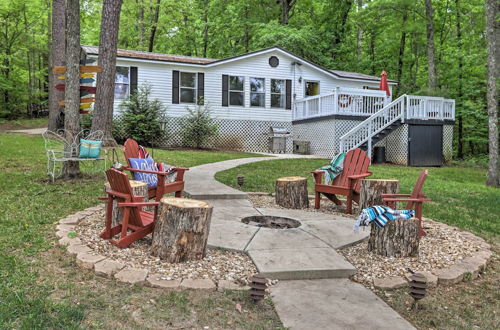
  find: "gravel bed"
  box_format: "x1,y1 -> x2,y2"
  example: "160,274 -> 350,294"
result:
338,220 -> 484,287
248,194 -> 357,218
75,211 -> 257,284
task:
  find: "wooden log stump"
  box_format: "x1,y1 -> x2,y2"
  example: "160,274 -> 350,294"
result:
359,179 -> 400,211
104,180 -> 149,227
275,176 -> 309,209
151,197 -> 213,263
368,219 -> 420,257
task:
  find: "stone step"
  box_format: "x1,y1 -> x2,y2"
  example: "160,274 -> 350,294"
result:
248,247 -> 356,280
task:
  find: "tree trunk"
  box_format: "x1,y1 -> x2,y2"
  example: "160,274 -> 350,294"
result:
202,0 -> 209,57
455,0 -> 464,159
48,0 -> 66,131
368,219 -> 420,257
425,0 -> 438,90
104,180 -> 149,226
136,0 -> 145,49
62,0 -> 81,179
148,0 -> 160,52
275,177 -> 309,209
486,0 -> 499,187
151,198 -> 213,263
91,0 -> 123,146
279,0 -> 296,25
394,12 -> 408,96
359,179 -> 400,211
356,0 -> 363,62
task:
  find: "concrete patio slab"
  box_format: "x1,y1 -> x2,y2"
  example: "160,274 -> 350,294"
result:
245,228 -> 330,251
248,247 -> 356,280
208,222 -> 259,251
203,198 -> 254,208
255,207 -> 342,221
210,206 -> 260,223
271,279 -> 415,330
300,219 -> 370,249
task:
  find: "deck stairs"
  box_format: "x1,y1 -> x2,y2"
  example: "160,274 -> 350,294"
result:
339,95 -> 407,156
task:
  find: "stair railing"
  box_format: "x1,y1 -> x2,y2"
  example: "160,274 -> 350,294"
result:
339,94 -> 407,156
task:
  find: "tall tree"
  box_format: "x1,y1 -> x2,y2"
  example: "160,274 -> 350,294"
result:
90,0 -> 124,145
395,11 -> 408,96
62,0 -> 81,178
485,0 -> 499,187
424,0 -> 437,89
48,0 -> 66,131
356,0 -> 363,61
148,0 -> 161,52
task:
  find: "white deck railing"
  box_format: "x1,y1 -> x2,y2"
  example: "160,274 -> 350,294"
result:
406,95 -> 455,120
293,88 -> 455,122
293,87 -> 389,120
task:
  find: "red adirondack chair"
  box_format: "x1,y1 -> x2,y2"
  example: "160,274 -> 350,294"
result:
123,138 -> 188,201
382,169 -> 432,236
100,168 -> 159,248
312,148 -> 372,214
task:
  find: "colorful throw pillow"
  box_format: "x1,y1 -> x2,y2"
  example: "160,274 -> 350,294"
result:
128,158 -> 158,187
79,139 -> 102,158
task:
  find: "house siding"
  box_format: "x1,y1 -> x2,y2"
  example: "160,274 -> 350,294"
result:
111,50 -> 382,121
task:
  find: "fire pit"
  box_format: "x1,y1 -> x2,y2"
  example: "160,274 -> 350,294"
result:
241,216 -> 301,229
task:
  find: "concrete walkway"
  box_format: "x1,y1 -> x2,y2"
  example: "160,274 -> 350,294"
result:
185,155 -> 415,330
7,127 -> 47,135
184,153 -> 320,200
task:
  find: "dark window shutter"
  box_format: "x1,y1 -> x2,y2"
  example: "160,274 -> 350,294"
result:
130,67 -> 138,94
172,70 -> 179,104
222,74 -> 228,107
197,72 -> 204,105
285,79 -> 292,110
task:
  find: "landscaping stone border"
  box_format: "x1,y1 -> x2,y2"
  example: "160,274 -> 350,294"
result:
55,205 -> 249,291
372,218 -> 493,290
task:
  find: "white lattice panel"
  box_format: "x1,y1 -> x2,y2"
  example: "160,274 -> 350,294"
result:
385,124 -> 408,165
443,125 -> 454,163
156,117 -> 293,153
293,119 -> 337,157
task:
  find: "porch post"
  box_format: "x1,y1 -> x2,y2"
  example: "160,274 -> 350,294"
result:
368,121 -> 373,158
333,87 -> 339,114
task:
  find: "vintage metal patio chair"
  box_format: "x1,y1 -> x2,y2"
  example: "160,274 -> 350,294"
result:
382,169 -> 432,236
122,138 -> 188,201
100,168 -> 159,248
312,148 -> 372,214
42,129 -> 107,181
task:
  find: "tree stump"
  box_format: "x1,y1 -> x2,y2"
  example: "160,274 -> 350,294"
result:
368,219 -> 420,257
151,197 -> 213,263
104,180 -> 149,227
359,179 -> 400,211
275,176 -> 309,209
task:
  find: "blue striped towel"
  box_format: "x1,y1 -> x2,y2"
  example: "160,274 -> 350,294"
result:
354,206 -> 415,232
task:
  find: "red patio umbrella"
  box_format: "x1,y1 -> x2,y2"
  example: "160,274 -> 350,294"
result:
379,71 -> 391,97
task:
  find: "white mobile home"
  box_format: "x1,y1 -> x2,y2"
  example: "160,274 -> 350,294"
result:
83,46 -> 454,166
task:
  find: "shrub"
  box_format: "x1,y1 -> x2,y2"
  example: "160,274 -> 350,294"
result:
180,104 -> 219,149
117,85 -> 167,146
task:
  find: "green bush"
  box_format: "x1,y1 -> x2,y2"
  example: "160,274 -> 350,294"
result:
117,85 -> 167,146
180,104 -> 219,149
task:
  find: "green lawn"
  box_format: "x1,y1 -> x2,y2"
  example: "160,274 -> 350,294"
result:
215,158 -> 500,240
0,133 -> 279,328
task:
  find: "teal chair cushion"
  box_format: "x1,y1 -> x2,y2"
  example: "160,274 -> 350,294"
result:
79,139 -> 102,158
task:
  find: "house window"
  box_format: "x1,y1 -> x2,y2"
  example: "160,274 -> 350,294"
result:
180,72 -> 197,103
114,66 -> 130,99
271,79 -> 285,108
250,77 -> 265,107
229,76 -> 244,106
305,81 -> 320,97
